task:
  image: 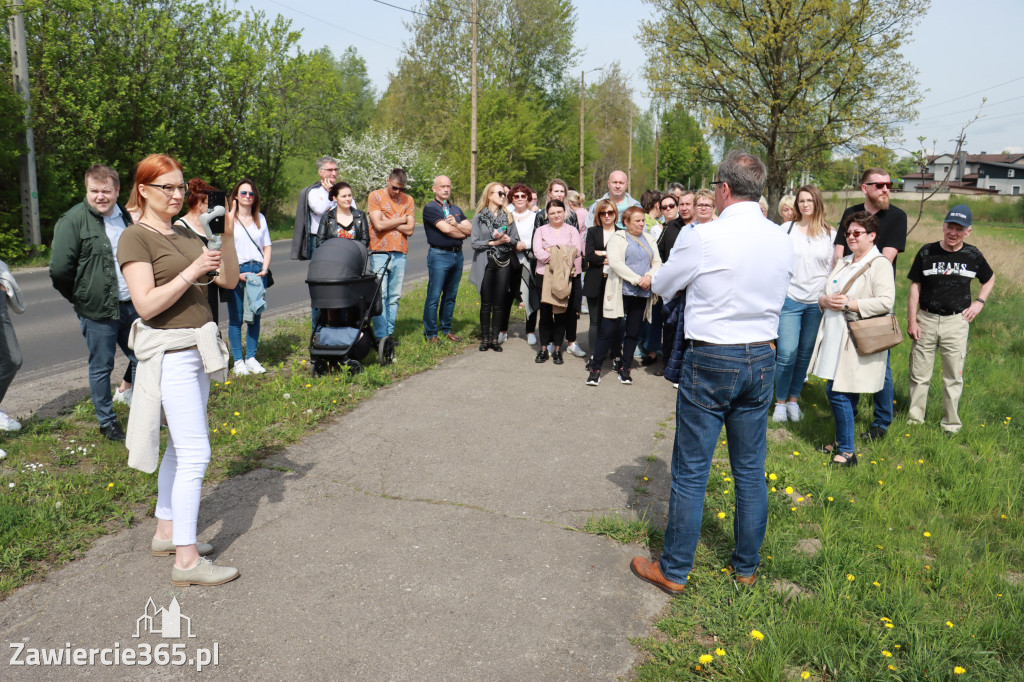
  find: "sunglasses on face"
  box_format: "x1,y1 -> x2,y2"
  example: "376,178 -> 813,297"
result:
239,190 -> 255,197
865,182 -> 893,190
495,191 -> 506,197
599,210 -> 616,216
512,193 -> 527,199
660,203 -> 677,210
845,229 -> 868,238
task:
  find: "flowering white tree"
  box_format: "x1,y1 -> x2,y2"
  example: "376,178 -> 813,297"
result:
336,128 -> 439,204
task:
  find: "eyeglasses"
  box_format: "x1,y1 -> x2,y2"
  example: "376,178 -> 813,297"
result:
845,229 -> 868,238
239,190 -> 255,197
696,203 -> 714,209
709,180 -> 723,188
660,203 -> 677,210
599,210 -> 616,216
145,183 -> 188,197
865,182 -> 893,190
388,185 -> 405,192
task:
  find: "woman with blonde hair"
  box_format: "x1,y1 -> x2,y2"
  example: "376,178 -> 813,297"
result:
469,182 -> 519,351
118,153 -> 241,586
777,195 -> 797,223
773,184 -> 836,422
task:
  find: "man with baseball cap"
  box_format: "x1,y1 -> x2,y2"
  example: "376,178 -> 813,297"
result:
906,204 -> 995,433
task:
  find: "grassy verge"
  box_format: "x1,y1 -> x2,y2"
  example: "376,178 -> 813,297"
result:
0,274 -> 489,598
591,226 -> 1024,680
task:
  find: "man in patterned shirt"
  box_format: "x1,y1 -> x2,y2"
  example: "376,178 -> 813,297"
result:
367,168 -> 416,340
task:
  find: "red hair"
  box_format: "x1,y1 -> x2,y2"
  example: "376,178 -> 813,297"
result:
134,154 -> 183,213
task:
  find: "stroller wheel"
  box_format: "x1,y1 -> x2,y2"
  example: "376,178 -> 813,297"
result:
311,358 -> 328,377
378,336 -> 395,366
343,359 -> 363,375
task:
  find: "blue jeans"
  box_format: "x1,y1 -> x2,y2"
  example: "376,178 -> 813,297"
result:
660,343 -> 775,584
775,297 -> 823,401
643,298 -> 664,355
78,301 -> 138,427
872,355 -> 894,430
826,381 -> 858,454
369,252 -> 407,339
227,261 -> 265,362
422,247 -> 464,338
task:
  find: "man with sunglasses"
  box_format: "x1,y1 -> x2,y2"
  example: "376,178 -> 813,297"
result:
290,155 -> 338,260
50,164 -> 139,441
367,168 -> 416,341
833,167 -> 908,442
422,175 -> 471,343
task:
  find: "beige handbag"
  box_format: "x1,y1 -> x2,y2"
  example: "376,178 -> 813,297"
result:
838,257 -> 903,355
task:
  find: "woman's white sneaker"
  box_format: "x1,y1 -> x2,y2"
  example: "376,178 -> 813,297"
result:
245,357 -> 266,374
232,360 -> 250,376
786,402 -> 804,422
771,403 -> 788,422
0,410 -> 21,431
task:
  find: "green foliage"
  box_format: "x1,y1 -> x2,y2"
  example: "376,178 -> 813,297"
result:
0,77 -> 27,257
640,0 -> 927,210
335,128 -> 440,205
945,196 -> 1024,226
657,102 -> 713,190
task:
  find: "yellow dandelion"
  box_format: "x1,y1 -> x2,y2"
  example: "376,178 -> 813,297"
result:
793,451 -> 800,456
771,487 -> 777,492
724,477 -> 732,482
954,667 -> 965,675
847,574 -> 855,581
718,512 -> 726,519
923,532 -> 931,538
769,473 -> 778,481
224,380 -> 231,385
880,617 -> 891,623
233,411 -> 240,416
230,429 -> 236,435
106,483 -> 114,489
801,672 -> 810,680
644,477 -> 649,481
715,648 -> 725,657
917,459 -> 924,464
332,400 -> 337,404
212,429 -> 217,433
946,621 -> 954,628
896,465 -> 903,470
721,568 -> 729,573
699,654 -> 714,664
873,581 -> 881,587
785,486 -> 794,494
750,629 -> 764,641
885,623 -> 894,629
223,422 -> 228,427
889,664 -> 897,671
925,565 -> 931,570
878,480 -> 884,485
791,506 -> 797,511
877,545 -> 883,549
904,433 -> 910,437
797,497 -> 805,502
723,489 -> 730,494
1001,514 -> 1008,519
894,644 -> 900,648
871,460 -> 877,465
828,496 -> 834,501
694,665 -> 702,671
882,650 -> 892,657
305,383 -> 312,388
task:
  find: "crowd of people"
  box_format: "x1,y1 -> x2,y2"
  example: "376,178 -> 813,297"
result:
0,147 -> 995,594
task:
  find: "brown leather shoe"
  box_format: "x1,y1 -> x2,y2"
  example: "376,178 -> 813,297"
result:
734,571 -> 757,586
630,557 -> 685,595
445,333 -> 462,342
426,336 -> 439,344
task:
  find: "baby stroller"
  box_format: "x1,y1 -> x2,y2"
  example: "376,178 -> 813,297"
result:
306,238 -> 395,376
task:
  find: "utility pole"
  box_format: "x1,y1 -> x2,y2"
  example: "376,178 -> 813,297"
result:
470,0 -> 478,209
8,0 -> 41,247
653,122 -> 659,190
627,107 -> 633,194
579,70 -> 585,196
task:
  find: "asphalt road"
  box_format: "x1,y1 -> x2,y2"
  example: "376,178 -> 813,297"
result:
4,229 -> 433,419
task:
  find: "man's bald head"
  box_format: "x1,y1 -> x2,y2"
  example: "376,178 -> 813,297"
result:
608,171 -> 628,200
433,175 -> 453,202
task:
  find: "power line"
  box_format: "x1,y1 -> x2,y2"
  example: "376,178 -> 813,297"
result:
908,94 -> 1024,127
372,0 -> 519,62
918,74 -> 1024,111
265,0 -> 403,52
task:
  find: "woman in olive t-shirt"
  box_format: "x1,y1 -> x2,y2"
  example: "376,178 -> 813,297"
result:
118,153 -> 241,588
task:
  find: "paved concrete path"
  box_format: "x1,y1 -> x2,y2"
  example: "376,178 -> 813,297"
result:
1,330 -> 677,680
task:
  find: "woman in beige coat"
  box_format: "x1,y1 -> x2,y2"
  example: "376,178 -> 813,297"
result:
586,207 -> 662,386
808,211 -> 895,466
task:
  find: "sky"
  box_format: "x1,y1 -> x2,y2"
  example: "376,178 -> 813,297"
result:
247,0 -> 1024,158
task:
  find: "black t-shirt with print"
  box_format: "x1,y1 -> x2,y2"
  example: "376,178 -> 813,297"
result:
836,203 -> 908,267
907,241 -> 994,315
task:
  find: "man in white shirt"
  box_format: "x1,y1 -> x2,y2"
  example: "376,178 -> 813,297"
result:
630,150 -> 792,594
290,155 -> 338,260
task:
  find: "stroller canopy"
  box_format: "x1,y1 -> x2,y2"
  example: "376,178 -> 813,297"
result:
307,238 -> 368,283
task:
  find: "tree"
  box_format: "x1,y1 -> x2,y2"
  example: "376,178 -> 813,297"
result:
657,102 -> 713,190
639,0 -> 927,215
336,129 -> 439,205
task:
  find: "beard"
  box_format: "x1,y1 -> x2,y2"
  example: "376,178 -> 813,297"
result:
869,194 -> 890,212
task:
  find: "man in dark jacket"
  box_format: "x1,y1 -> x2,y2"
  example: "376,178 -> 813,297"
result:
290,155 -> 338,260
49,165 -> 138,441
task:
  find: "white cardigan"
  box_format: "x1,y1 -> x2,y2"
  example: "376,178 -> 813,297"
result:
125,319 -> 229,473
602,230 -> 662,320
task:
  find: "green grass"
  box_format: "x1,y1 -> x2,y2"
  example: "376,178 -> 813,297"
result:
592,250 -> 1024,680
0,274 -> 490,598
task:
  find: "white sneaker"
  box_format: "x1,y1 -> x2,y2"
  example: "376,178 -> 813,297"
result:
547,343 -> 555,354
786,402 -> 804,422
581,300 -> 589,314
771,403 -> 788,422
232,360 -> 250,376
113,387 -> 133,405
245,357 -> 266,374
497,332 -> 507,344
527,333 -> 537,345
0,410 -> 21,431
566,342 -> 587,358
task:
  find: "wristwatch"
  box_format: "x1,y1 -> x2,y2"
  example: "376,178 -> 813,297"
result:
843,302 -> 850,312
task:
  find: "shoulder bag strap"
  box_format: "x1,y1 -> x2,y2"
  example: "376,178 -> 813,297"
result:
838,255 -> 886,295
239,216 -> 265,263
787,221 -> 794,235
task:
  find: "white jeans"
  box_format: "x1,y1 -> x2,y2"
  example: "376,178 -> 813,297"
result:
154,349 -> 212,546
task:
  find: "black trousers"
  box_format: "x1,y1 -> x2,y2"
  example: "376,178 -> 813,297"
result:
538,274 -> 579,348
479,259 -> 512,338
591,294 -> 647,370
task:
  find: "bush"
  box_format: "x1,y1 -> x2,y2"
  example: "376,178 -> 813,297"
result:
946,196 -> 1023,225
